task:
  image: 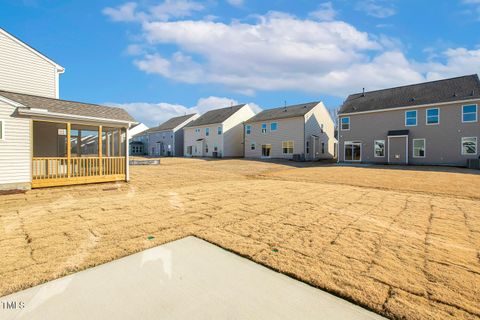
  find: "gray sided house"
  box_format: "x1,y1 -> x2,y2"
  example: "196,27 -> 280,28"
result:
130,131 -> 149,156
184,104 -> 256,158
146,114 -> 199,157
244,102 -> 336,160
338,75 -> 480,167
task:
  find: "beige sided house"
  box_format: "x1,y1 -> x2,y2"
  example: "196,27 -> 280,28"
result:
244,102 -> 335,160
184,104 -> 256,157
0,29 -> 136,190
338,75 -> 480,166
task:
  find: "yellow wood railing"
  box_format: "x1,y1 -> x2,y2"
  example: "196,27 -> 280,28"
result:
32,157 -> 126,182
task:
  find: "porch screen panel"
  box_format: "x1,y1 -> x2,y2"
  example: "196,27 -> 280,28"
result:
71,125 -> 99,157
32,121 -> 67,157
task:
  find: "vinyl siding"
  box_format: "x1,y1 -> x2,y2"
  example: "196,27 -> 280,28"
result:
245,117 -> 305,159
184,106 -> 254,158
338,100 -> 480,166
0,102 -> 31,186
304,102 -> 336,159
0,31 -> 58,98
222,104 -> 256,157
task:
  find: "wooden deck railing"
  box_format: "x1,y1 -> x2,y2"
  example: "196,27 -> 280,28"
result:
32,157 -> 126,183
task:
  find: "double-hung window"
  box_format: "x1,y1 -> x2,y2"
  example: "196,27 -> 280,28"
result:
270,122 -> 278,131
374,140 -> 385,157
461,137 -> 477,155
340,117 -> 350,130
0,120 -> 4,140
462,105 -> 477,123
261,123 -> 267,133
405,110 -> 417,126
246,125 -> 251,135
250,142 -> 255,150
217,126 -> 222,135
205,128 -> 210,136
413,139 -> 426,158
282,141 -> 294,154
426,108 -> 439,125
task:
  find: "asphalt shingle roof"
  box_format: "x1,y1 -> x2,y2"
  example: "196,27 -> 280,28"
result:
147,114 -> 197,133
339,74 -> 480,115
185,104 -> 246,127
0,89 -> 135,122
245,101 -> 319,123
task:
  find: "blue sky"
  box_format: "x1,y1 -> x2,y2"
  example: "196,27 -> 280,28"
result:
1,0 -> 480,126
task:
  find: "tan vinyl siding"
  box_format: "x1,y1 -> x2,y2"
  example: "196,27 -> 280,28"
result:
184,105 -> 255,158
0,103 -> 31,186
245,117 -> 305,159
304,102 -> 336,159
222,104 -> 256,157
0,31 -> 58,98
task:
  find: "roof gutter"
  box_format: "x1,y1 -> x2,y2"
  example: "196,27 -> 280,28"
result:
339,97 -> 480,116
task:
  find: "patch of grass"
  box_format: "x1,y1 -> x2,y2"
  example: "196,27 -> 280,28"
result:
0,158 -> 479,319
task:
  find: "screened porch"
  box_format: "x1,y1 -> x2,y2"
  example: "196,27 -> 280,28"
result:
32,121 -> 127,188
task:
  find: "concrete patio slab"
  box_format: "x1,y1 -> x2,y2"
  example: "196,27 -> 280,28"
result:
0,236 -> 385,320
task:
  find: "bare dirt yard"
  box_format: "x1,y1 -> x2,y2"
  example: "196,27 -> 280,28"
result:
1,158 -> 479,319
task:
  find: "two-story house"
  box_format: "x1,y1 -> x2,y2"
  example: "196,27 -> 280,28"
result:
0,28 -> 136,190
337,75 -> 480,166
244,101 -> 335,160
146,114 -> 199,156
184,104 -> 256,157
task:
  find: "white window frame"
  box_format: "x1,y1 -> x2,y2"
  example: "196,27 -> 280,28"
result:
413,139 -> 426,158
282,141 -> 294,154
405,110 -> 417,127
250,142 -> 255,150
270,122 -> 278,131
374,140 -> 385,157
217,126 -> 222,135
261,123 -> 267,134
306,141 -> 310,154
426,108 -> 440,125
340,117 -> 350,131
462,104 -> 478,123
343,141 -> 362,162
205,127 -> 210,136
245,125 -> 251,135
0,120 -> 4,141
461,137 -> 477,155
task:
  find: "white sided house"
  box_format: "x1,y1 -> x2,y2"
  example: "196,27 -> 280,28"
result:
244,102 -> 336,160
184,104 -> 256,157
0,29 -> 136,190
146,114 -> 199,157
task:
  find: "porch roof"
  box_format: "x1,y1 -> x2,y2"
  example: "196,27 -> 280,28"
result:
0,89 -> 136,124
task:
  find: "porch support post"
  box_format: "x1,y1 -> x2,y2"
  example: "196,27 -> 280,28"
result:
98,125 -> 103,176
67,122 -> 71,178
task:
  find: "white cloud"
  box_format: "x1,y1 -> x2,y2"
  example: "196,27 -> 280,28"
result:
103,2 -> 140,22
355,0 -> 396,18
309,2 -> 337,21
103,0 -> 203,22
226,0 -> 244,7
419,48 -> 480,80
104,3 -> 480,98
149,0 -> 204,21
106,96 -> 261,127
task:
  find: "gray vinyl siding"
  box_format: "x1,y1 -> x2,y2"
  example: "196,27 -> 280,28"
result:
175,128 -> 184,156
338,100 -> 480,166
148,130 -> 175,156
0,31 -> 58,98
244,117 -> 305,159
0,103 -> 31,188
